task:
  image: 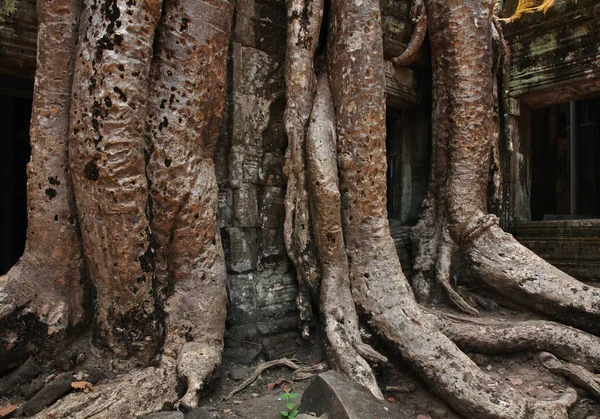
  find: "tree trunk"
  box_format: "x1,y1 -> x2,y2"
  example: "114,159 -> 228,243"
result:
69,0 -> 163,363
0,0 -> 86,372
146,0 -> 233,408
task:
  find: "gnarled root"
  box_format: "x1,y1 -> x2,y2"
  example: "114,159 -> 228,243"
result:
306,72 -> 385,399
283,0 -> 325,338
0,0 -> 87,371
391,0 -> 428,68
465,225 -> 600,335
32,356 -> 179,419
540,352 -> 600,401
428,310 -> 600,372
145,0 -> 233,409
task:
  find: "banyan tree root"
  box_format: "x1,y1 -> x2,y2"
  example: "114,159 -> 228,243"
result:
427,309 -> 600,372
307,71 -> 387,399
540,352 -> 600,401
145,0 -> 233,409
32,357 -> 179,419
224,358 -> 328,401
282,0 -> 324,339
319,0 -> 584,417
391,0 -> 428,68
69,0 -> 163,363
0,0 -> 86,371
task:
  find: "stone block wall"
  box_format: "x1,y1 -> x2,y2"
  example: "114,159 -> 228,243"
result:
216,0 -> 299,343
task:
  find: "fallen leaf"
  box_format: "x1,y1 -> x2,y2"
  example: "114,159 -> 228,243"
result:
0,403 -> 18,418
223,409 -> 232,413
232,400 -> 243,404
507,377 -> 524,386
267,379 -> 284,390
386,397 -> 397,403
416,415 -> 432,419
281,384 -> 292,393
71,381 -> 94,393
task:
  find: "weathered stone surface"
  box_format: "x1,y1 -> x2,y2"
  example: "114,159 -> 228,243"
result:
259,152 -> 286,186
234,184 -> 259,228
228,227 -> 258,273
258,228 -> 289,270
227,270 -> 298,325
223,346 -> 262,365
233,0 -> 286,57
514,220 -> 600,281
218,189 -> 234,228
259,186 -> 285,229
299,371 -> 406,419
505,0 -> 600,108
229,367 -> 248,381
261,331 -> 300,360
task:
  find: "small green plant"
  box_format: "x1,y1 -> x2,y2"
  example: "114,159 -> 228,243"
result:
279,390 -> 300,419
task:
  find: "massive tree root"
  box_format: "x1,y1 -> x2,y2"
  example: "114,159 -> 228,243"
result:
0,0 -> 87,372
26,0 -> 234,414
145,0 -> 233,408
284,0 -> 600,417
283,0 -> 324,339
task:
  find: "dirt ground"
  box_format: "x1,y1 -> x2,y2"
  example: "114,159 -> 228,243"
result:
206,308 -> 600,419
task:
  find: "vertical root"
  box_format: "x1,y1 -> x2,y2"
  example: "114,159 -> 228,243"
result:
146,0 -> 233,408
391,0 -> 428,68
307,72 -> 384,398
283,0 -> 325,337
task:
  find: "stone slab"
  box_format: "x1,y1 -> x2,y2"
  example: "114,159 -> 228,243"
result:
299,371 -> 407,419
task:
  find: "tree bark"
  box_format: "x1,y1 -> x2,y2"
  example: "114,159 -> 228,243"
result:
0,0 -> 86,372
283,0 -> 324,338
146,0 -> 233,408
69,0 -> 163,362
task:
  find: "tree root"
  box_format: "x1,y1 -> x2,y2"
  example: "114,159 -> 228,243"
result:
540,352 -> 600,401
223,358 -> 328,401
427,309 -> 600,372
306,71 -> 385,399
465,225 -> 600,335
391,0 -> 428,68
283,0 -> 325,339
32,357 -> 179,419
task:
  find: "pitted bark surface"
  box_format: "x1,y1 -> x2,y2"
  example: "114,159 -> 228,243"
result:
146,0 -> 233,408
69,0 -> 163,361
0,0 -> 86,371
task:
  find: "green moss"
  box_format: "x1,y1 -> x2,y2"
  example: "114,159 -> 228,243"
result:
0,0 -> 17,26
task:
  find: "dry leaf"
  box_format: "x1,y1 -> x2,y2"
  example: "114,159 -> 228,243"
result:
416,415 -> 432,419
281,384 -> 292,393
507,377 -> 524,386
386,397 -> 397,403
0,403 -> 18,418
71,381 -> 94,393
223,409 -> 232,414
267,379 -> 284,390
232,400 -> 243,405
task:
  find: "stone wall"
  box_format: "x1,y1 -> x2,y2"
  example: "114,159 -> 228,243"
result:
216,0 -> 300,352
513,220 -> 600,282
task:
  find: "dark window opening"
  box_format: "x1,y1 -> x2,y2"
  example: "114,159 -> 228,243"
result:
385,105 -> 431,226
530,97 -> 600,221
0,93 -> 32,274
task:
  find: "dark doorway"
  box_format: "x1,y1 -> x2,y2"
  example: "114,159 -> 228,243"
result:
530,97 -> 600,221
0,94 -> 32,274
